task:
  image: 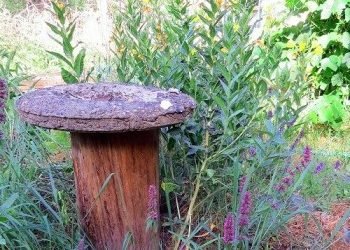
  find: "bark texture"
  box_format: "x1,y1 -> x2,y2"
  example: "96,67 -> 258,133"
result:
71,130 -> 159,249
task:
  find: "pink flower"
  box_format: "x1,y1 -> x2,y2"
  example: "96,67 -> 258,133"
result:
249,147 -> 256,157
0,79 -> 7,139
343,227 -> 350,245
301,146 -> 312,167
267,110 -> 273,119
77,239 -> 84,250
223,213 -> 235,244
0,79 -> 7,123
282,176 -> 293,186
275,183 -> 286,192
147,185 -> 158,220
239,192 -> 252,226
334,160 -> 341,170
314,162 -> 325,174
275,173 -> 294,193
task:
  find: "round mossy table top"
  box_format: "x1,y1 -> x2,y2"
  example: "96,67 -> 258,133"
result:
16,83 -> 196,132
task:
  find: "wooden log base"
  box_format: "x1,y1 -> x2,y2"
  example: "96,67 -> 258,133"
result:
71,130 -> 160,249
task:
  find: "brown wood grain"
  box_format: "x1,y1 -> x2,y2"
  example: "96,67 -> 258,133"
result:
71,130 -> 160,249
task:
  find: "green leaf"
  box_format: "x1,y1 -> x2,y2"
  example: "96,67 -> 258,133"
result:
206,169 -> 215,178
47,51 -> 73,68
0,236 -> 5,245
341,32 -> 350,49
63,38 -> 74,58
52,2 -> 65,25
308,111 -> 319,123
318,32 -> 339,48
209,24 -> 215,38
306,1 -> 319,12
319,81 -> 328,90
61,68 -> 78,84
311,95 -> 345,125
321,0 -> 334,19
320,56 -> 340,71
161,182 -> 178,193
342,53 -> 350,68
74,48 -> 86,77
320,0 -> 347,20
0,193 -> 18,211
0,216 -> 8,223
331,73 -> 344,86
333,0 -> 347,14
46,22 -> 61,36
67,23 -> 76,42
345,8 -> 350,21
286,0 -> 303,10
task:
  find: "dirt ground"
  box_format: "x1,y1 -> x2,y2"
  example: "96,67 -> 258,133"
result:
271,202 -> 350,249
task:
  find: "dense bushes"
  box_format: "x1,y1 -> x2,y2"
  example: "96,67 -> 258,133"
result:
110,0 -> 332,248
271,0 -> 350,128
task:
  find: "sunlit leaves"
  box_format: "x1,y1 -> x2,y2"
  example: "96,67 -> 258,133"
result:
46,1 -> 86,84
320,0 -> 348,19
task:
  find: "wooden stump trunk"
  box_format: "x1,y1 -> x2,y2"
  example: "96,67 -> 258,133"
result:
71,130 -> 160,249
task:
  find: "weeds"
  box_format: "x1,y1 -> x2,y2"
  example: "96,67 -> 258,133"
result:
0,44 -> 83,249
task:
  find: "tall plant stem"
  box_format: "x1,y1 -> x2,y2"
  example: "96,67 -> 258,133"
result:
174,158 -> 208,249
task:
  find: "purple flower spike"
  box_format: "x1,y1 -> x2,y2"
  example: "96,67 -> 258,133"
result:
249,147 -> 256,157
0,79 -> 7,123
343,227 -> 350,245
147,185 -> 158,220
0,79 -> 7,139
239,192 -> 252,226
239,176 -> 246,193
271,200 -> 280,210
223,213 -> 235,244
334,160 -> 341,171
290,130 -> 304,151
275,183 -> 286,192
77,239 -> 84,250
267,110 -> 273,119
287,117 -> 297,128
282,176 -> 293,186
314,162 -> 325,174
301,146 -> 312,167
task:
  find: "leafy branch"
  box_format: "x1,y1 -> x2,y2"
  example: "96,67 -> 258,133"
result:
47,1 -> 86,84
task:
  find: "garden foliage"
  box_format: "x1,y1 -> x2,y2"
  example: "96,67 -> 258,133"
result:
0,0 -> 348,249
110,0 -> 343,248
271,0 -> 350,128
47,1 -> 86,84
0,48 -> 83,248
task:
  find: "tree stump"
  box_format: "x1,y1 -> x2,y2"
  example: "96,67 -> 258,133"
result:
16,83 -> 195,249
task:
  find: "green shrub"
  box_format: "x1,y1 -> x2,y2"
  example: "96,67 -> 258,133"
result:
110,0 -> 320,248
308,94 -> 346,128
270,0 -> 350,127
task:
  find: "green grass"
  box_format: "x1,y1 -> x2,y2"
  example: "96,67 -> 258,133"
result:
0,0 -> 26,14
0,37 -> 59,75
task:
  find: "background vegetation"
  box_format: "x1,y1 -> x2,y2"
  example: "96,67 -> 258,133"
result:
0,0 -> 350,249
